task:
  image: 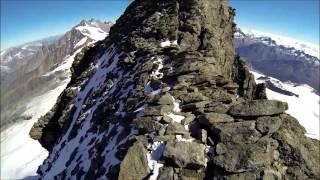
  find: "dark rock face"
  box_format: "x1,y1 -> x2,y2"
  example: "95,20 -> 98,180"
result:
30,0 -> 319,179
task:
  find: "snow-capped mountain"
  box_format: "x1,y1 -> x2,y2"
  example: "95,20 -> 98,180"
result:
234,28 -> 320,92
251,71 -> 319,140
0,19 -> 112,128
0,19 -> 111,179
235,28 -> 320,59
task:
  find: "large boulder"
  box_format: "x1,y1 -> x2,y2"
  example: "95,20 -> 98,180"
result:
163,141 -> 207,169
118,141 -> 150,180
228,100 -> 288,117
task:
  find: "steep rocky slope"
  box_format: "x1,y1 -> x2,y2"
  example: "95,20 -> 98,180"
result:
0,19 -> 112,128
30,0 -> 320,179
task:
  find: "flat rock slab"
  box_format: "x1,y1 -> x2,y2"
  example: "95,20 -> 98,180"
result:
228,100 -> 288,117
163,141 -> 207,169
198,112 -> 234,126
165,122 -> 189,135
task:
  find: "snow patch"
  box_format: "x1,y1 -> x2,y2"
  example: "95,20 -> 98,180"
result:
74,37 -> 88,49
147,141 -> 165,180
0,83 -> 69,179
175,135 -> 193,142
160,40 -> 178,47
167,113 -> 185,124
151,57 -> 164,79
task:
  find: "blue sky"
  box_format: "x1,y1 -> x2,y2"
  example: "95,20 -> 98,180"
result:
1,0 -> 319,50
230,0 -> 320,44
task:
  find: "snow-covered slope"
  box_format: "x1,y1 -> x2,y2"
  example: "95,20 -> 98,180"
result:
0,19 -> 110,180
252,71 -> 319,140
0,83 -> 67,179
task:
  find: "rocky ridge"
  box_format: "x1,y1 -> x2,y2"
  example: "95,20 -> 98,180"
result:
30,0 -> 319,179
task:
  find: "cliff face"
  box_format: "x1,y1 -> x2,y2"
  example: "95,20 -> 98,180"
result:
30,0 -> 319,179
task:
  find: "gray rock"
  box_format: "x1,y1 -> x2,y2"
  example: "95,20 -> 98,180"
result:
272,114 -> 320,178
180,100 -> 211,111
132,118 -> 163,133
163,141 -> 207,169
216,143 -> 227,155
165,122 -> 189,136
144,105 -> 173,116
213,138 -> 278,173
204,102 -> 231,113
198,113 -> 234,126
211,121 -> 261,143
262,169 -> 280,180
204,89 -> 234,103
158,93 -> 174,105
256,116 -> 282,135
157,167 -> 174,180
228,100 -> 288,117
223,172 -> 258,180
181,112 -> 195,125
119,141 -> 150,180
179,168 -> 206,179
178,92 -> 209,104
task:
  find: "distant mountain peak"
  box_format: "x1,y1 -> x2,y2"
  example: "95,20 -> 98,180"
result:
236,27 -> 320,59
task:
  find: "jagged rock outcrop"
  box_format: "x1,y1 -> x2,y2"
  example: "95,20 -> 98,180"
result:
30,0 -> 319,179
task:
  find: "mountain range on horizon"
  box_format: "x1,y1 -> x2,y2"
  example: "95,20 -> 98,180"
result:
1,1 -> 319,179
